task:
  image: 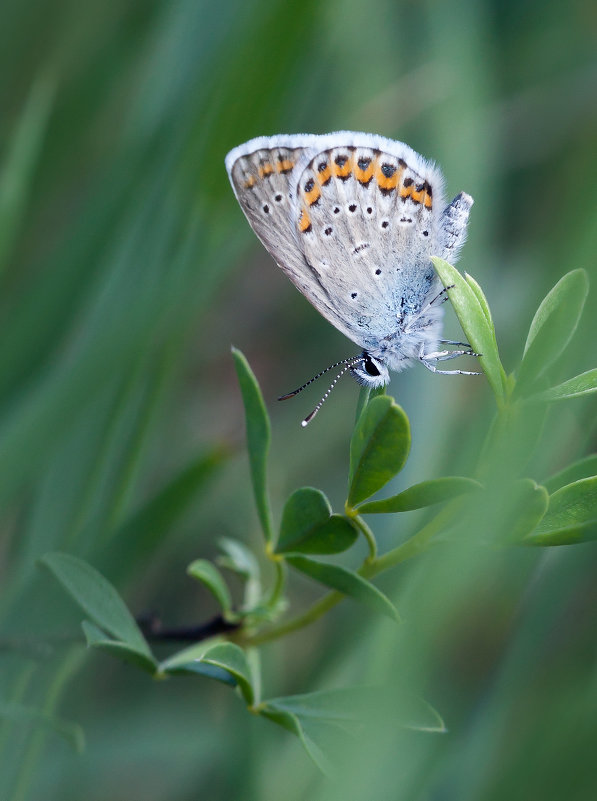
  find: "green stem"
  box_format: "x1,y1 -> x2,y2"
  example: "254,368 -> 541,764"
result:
264,559 -> 286,610
243,589 -> 343,646
242,504 -> 460,647
349,513 -> 377,561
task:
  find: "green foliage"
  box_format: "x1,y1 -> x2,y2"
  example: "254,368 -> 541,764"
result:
0,7 -> 595,794
348,396 -> 410,506
34,265 -> 597,775
275,488 -> 358,555
231,347 -> 274,542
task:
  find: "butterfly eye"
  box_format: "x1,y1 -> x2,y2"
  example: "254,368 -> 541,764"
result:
364,356 -> 381,377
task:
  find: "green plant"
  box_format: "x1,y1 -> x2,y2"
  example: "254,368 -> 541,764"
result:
40,263 -> 596,773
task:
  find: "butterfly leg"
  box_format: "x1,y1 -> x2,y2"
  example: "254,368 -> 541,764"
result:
439,192 -> 474,262
419,344 -> 481,375
439,339 -> 472,347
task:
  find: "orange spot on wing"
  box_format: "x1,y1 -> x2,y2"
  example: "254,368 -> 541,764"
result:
376,163 -> 402,191
244,175 -> 256,188
298,208 -> 312,233
316,164 -> 331,184
424,193 -> 433,209
355,156 -> 377,185
304,184 -> 321,206
258,162 -> 274,178
332,152 -> 354,179
276,158 -> 294,173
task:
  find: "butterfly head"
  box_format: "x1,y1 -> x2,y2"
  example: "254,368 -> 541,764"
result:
350,352 -> 389,388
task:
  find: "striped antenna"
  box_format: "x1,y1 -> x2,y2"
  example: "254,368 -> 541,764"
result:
278,356 -> 361,401
300,356 -> 364,427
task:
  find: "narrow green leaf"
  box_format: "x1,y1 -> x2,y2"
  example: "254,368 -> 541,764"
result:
348,395 -> 410,507
275,487 -> 358,555
525,476 -> 597,546
543,454 -> 597,494
525,369 -> 597,404
358,476 -> 481,514
187,559 -> 232,613
164,642 -> 254,705
431,258 -> 505,402
201,643 -> 254,705
231,347 -> 273,542
0,701 -> 85,753
286,555 -> 400,622
81,621 -> 157,674
40,552 -> 151,657
465,272 -> 493,328
517,270 -> 589,393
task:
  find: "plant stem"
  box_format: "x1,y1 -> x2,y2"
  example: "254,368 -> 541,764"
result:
349,513 -> 377,561
242,504 -> 460,646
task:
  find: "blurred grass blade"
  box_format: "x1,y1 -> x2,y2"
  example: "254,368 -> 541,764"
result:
525,476 -> 597,545
358,476 -> 481,514
286,555 -> 400,622
516,269 -> 589,394
543,454 -> 597,494
524,369 -> 597,404
231,347 -> 273,542
81,621 -> 157,674
275,487 -> 358,555
431,257 -> 505,402
101,446 -> 229,580
0,75 -> 54,277
187,559 -> 232,614
40,552 -> 152,657
348,396 -> 410,507
0,701 -> 84,753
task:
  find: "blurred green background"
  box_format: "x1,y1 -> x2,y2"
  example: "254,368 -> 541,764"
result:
1,0 -> 596,798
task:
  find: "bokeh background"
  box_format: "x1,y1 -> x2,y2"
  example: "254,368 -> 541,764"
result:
1,0 -> 596,799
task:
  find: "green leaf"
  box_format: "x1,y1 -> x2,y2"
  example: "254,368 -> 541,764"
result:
0,701 -> 85,753
217,537 -> 260,580
431,257 -> 505,402
525,476 -> 597,546
163,642 -> 255,706
543,454 -> 597,494
348,395 -> 410,507
40,552 -> 152,658
525,369 -> 597,404
187,559 -> 232,614
286,555 -> 400,622
275,487 -> 358,555
465,271 -> 493,328
231,347 -> 273,542
81,621 -> 157,674
358,476 -> 481,514
259,687 -> 444,774
517,269 -> 589,393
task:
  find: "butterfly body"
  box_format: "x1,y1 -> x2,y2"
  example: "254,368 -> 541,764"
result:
226,132 -> 474,391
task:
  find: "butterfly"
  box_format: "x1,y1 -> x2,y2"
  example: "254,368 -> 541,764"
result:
226,132 -> 478,424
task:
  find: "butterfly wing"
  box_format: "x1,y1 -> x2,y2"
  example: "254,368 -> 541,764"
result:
226,135 -> 355,339
226,132 -> 446,352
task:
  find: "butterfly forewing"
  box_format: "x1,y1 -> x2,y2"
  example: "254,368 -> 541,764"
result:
226,133 -> 447,352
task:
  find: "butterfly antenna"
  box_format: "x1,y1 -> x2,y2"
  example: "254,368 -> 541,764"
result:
278,356 -> 361,401
301,356 -> 364,427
